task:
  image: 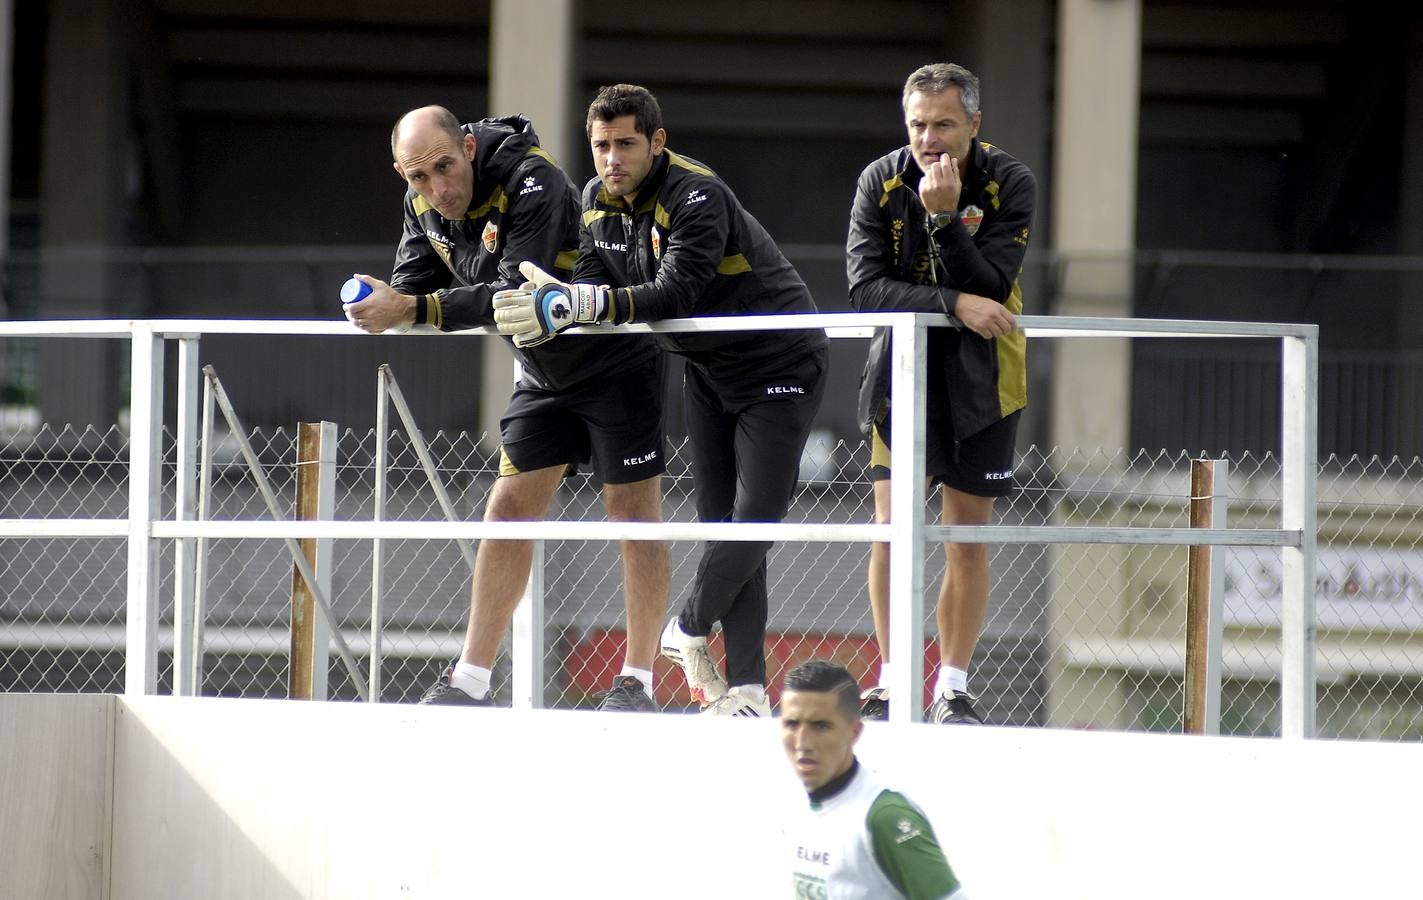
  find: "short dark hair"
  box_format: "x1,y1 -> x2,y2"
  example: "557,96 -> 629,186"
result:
902,63 -> 981,118
783,660 -> 861,721
585,84 -> 664,139
390,106 -> 463,157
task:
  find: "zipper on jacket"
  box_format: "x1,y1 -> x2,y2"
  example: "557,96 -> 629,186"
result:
621,213 -> 645,283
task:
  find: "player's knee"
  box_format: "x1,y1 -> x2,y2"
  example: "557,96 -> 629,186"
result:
484,482 -> 552,522
602,481 -> 662,522
945,541 -> 988,566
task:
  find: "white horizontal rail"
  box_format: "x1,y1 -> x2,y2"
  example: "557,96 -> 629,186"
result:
0,519 -> 129,537
0,313 -> 1316,341
924,526 -> 1298,546
153,520 -> 891,542
145,520 -> 1300,548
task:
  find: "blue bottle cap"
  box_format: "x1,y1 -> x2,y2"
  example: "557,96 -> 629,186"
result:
341,277 -> 372,304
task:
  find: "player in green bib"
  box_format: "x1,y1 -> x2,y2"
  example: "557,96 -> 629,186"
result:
781,660 -> 966,900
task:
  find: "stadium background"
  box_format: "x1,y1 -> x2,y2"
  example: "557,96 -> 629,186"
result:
3,0 -> 1423,737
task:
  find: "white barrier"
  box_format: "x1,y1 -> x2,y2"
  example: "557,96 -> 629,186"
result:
0,692 -> 1413,900
0,314 -> 1319,733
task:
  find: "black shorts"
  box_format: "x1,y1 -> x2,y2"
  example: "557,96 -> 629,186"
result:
499,356 -> 665,485
869,408 -> 1020,498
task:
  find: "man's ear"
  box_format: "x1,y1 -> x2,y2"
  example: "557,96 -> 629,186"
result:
650,127 -> 667,155
464,133 -> 477,161
392,161 -> 406,181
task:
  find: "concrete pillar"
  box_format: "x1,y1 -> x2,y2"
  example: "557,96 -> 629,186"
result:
481,0 -> 577,446
1399,22 -> 1423,348
1049,0 -> 1141,458
962,0 -> 1054,448
0,0 -> 12,310
1046,0 -> 1142,728
37,0 -> 130,425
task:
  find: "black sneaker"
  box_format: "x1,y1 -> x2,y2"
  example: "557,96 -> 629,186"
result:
927,690 -> 984,725
418,667 -> 494,706
859,687 -> 890,721
592,675 -> 659,712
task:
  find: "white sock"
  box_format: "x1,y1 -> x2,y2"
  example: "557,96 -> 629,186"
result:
935,666 -> 969,698
450,661 -> 492,700
732,684 -> 767,702
620,665 -> 655,695
877,662 -> 893,690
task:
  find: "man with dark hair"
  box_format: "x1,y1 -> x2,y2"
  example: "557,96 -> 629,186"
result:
847,63 -> 1037,724
781,660 -> 967,899
494,84 -> 828,717
347,105 -> 669,711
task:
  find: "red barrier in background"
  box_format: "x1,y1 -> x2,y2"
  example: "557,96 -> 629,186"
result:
563,629 -> 943,710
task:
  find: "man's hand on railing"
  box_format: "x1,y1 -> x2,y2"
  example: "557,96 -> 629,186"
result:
344,275 -> 415,335
492,262 -> 612,348
951,293 -> 1017,340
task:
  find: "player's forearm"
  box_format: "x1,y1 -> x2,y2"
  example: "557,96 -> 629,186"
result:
933,226 -> 1021,301
849,275 -> 955,316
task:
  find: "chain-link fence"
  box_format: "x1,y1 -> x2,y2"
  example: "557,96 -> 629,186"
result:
3,419 -> 1422,739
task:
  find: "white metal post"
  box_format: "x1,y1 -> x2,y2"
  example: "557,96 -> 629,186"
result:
507,354 -> 545,710
311,420 -> 336,701
512,540 -> 546,709
1204,459 -> 1228,735
371,368 -> 389,701
190,367 -> 216,695
886,315 -> 929,724
1280,330 -> 1318,737
171,337 -> 200,696
125,325 -> 164,695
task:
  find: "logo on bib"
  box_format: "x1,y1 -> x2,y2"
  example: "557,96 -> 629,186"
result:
481,221 -> 499,254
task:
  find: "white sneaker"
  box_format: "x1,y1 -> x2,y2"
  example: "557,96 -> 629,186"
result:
659,618 -> 728,707
702,685 -> 771,718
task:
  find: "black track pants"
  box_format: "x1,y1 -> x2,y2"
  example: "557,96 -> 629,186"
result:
675,346 -> 827,687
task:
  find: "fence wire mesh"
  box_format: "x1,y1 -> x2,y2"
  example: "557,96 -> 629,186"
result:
3,421 -> 1423,739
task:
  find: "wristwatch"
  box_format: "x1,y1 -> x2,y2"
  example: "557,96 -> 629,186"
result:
929,210 -> 957,231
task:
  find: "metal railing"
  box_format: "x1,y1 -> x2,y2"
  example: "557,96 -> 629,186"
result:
0,312 -> 1319,732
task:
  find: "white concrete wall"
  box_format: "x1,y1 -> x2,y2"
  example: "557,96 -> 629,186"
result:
3,693 -> 1418,899
0,693 -> 114,900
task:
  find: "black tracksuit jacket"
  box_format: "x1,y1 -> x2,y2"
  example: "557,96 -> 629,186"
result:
389,115 -> 657,392
847,137 -> 1035,440
573,149 -> 827,381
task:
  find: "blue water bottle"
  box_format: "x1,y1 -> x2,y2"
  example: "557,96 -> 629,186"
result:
340,277 -> 372,305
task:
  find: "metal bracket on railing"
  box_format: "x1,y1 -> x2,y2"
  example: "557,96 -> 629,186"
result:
372,363 -> 545,708
369,365 -> 481,702
378,365 -> 479,572
200,365 -> 370,699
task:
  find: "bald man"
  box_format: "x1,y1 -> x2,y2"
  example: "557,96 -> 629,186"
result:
348,107 -> 669,711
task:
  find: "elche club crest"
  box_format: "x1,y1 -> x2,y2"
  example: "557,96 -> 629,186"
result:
960,205 -> 984,236
650,225 -> 662,260
481,221 -> 500,254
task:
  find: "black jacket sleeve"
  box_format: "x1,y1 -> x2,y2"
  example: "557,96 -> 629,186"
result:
932,163 -> 1036,302
618,179 -> 731,322
845,166 -> 958,316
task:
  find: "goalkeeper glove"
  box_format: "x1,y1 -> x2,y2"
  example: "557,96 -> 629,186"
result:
492,261 -> 609,348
